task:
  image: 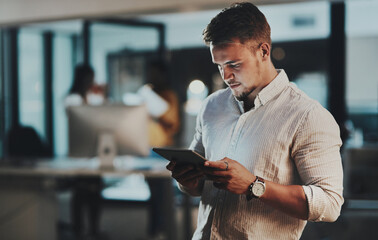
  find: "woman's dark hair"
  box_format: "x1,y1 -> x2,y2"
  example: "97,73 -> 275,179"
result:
203,2 -> 271,47
69,64 -> 95,99
146,60 -> 169,93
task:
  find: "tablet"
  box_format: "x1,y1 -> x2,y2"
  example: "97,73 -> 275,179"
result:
152,147 -> 207,166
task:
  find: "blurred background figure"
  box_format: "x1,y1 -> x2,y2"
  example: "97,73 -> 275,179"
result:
143,60 -> 180,148
143,60 -> 181,239
6,124 -> 50,159
65,64 -> 106,107
65,63 -> 104,238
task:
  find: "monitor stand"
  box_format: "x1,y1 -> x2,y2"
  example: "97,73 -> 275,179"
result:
97,132 -> 117,169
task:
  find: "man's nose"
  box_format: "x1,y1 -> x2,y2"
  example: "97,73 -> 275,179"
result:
223,68 -> 234,81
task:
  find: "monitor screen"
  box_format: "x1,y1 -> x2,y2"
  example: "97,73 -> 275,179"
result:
67,104 -> 150,158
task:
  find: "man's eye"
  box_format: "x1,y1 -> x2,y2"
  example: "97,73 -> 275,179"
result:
230,64 -> 240,68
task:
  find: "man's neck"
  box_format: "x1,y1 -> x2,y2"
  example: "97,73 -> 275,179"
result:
243,100 -> 255,112
243,66 -> 278,112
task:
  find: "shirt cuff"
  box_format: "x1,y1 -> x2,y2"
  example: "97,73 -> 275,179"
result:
302,185 -> 328,222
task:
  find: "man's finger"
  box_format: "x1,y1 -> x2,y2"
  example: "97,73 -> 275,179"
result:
213,182 -> 227,190
172,167 -> 201,179
202,168 -> 229,177
172,165 -> 200,180
172,164 -> 196,176
206,175 -> 228,182
178,171 -> 205,182
166,161 -> 176,171
204,160 -> 229,170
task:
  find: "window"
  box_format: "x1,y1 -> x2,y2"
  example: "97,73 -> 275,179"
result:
18,30 -> 45,140
346,0 -> 378,114
0,30 -> 3,157
53,33 -> 74,156
346,0 -> 378,142
90,23 -> 159,85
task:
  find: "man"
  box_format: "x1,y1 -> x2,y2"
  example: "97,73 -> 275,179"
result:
167,2 -> 344,239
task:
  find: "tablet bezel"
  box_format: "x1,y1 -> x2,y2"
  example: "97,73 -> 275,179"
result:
152,147 -> 207,166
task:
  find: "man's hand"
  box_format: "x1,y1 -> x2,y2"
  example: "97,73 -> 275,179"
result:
202,157 -> 255,195
166,161 -> 205,196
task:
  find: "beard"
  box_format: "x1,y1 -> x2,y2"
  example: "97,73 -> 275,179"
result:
234,88 -> 254,102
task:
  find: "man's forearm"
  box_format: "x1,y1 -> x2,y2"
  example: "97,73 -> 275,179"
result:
260,181 -> 308,220
202,159 -> 309,220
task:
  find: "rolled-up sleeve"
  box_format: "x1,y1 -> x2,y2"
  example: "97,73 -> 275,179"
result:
292,104 -> 344,222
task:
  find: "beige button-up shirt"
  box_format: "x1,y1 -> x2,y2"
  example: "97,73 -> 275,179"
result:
187,70 -> 344,240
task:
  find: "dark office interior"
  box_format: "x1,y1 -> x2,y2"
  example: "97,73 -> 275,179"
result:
0,0 -> 378,240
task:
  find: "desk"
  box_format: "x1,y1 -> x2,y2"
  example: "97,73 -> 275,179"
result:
0,156 -> 176,240
0,156 -> 171,177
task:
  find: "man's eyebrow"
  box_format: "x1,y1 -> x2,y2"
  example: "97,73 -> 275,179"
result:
213,60 -> 241,65
225,60 -> 241,64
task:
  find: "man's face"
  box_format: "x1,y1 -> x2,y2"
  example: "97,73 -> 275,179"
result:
210,39 -> 265,102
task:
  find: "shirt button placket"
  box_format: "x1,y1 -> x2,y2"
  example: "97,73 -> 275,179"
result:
229,114 -> 246,155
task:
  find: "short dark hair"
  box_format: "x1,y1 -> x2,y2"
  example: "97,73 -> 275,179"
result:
203,2 -> 271,47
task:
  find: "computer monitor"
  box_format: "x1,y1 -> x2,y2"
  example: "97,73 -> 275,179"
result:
67,104 -> 150,159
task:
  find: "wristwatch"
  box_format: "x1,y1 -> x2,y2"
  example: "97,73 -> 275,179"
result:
246,176 -> 266,201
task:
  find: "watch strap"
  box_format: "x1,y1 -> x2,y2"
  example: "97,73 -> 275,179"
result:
246,176 -> 265,201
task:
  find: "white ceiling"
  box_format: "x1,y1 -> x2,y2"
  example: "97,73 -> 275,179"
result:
20,0 -> 378,41
0,0 -> 308,27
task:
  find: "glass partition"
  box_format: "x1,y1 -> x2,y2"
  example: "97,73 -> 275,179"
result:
53,33 -> 75,156
0,30 -> 3,157
18,30 -> 45,140
89,22 -> 161,103
346,0 -> 378,143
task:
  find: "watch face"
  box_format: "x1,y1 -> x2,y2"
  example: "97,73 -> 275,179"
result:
252,182 -> 265,197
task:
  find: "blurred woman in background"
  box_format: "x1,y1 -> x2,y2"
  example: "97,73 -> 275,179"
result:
65,64 -> 104,238
145,61 -> 180,148
65,64 -> 106,107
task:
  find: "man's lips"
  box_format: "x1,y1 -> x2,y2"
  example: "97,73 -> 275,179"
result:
229,83 -> 241,89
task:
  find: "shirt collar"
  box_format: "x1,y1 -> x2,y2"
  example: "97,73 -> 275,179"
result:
234,69 -> 289,112
256,69 -> 289,107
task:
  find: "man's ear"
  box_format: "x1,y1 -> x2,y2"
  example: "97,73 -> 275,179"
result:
260,43 -> 271,59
